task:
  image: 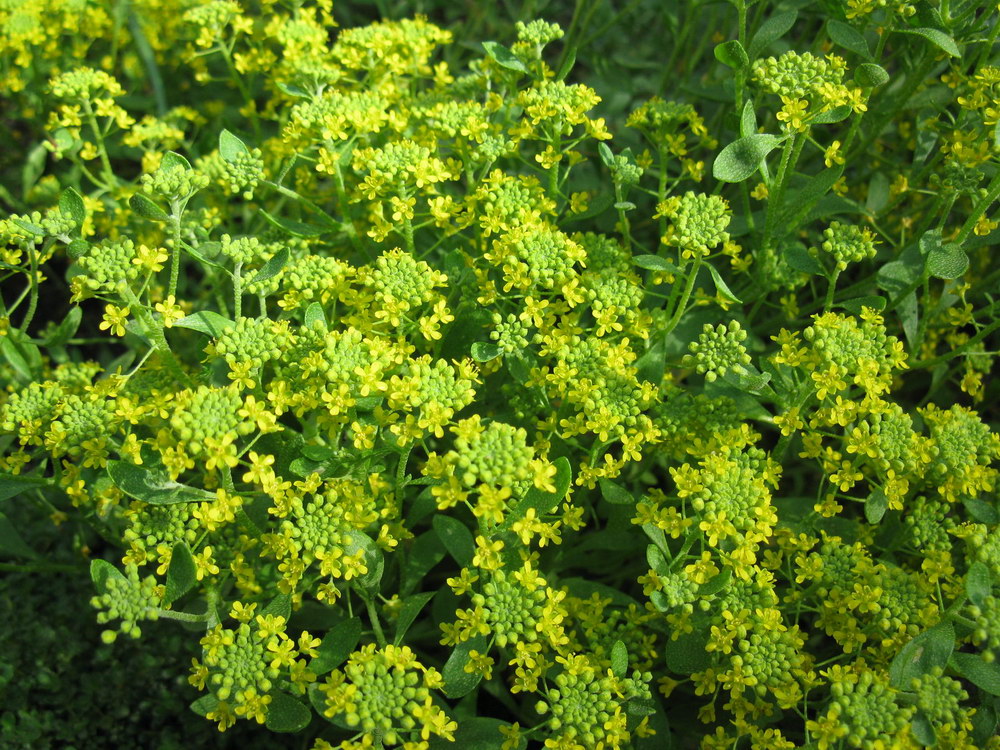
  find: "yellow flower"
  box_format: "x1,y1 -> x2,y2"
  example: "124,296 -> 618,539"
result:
99,304 -> 130,336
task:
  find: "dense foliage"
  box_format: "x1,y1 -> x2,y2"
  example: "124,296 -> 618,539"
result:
2,0 -> 1000,747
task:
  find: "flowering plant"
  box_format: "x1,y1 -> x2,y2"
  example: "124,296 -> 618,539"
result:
2,1 -> 1000,748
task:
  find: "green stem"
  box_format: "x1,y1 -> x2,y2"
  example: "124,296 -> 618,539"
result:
956,168 -> 1000,246
365,597 -> 387,647
232,261 -> 243,318
157,608 -> 210,623
82,99 -> 117,188
662,256 -> 702,337
824,268 -> 841,311
168,202 -> 183,299
20,239 -> 48,333
120,284 -> 191,385
909,318 -> 1000,370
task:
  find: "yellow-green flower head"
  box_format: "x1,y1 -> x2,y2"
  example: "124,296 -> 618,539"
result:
48,393 -> 119,457
903,496 -> 955,551
800,535 -> 873,599
1,381 -> 63,445
683,321 -> 752,382
849,402 -> 922,476
50,66 -> 124,101
516,80 -> 602,132
689,448 -> 777,546
535,653 -> 651,749
219,234 -> 265,265
213,317 -> 293,368
920,403 -> 999,502
201,620 -> 283,705
365,248 -> 448,324
332,17 -> 452,76
279,253 -> 353,308
730,626 -> 805,698
353,140 -> 451,196
222,146 -> 265,199
324,643 -> 440,745
971,596 -> 1000,659
515,19 -> 563,48
123,501 -> 200,556
169,385 -> 254,457
490,312 -> 532,355
183,0 -> 241,32
651,571 -> 700,613
803,312 -> 905,384
576,232 -> 631,273
90,563 -> 161,642
284,90 -> 391,149
819,221 -> 878,271
141,160 -> 210,202
77,238 -> 141,293
660,192 -> 731,257
489,223 -> 586,292
751,51 -> 845,101
471,566 -> 550,647
911,667 -> 969,731
447,417 -> 535,491
0,208 -> 77,244
865,563 -> 932,645
827,669 -> 914,749
388,356 -> 477,436
627,97 -> 703,138
471,171 -> 554,235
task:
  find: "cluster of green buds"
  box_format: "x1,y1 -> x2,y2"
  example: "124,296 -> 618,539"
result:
683,321 -> 752,382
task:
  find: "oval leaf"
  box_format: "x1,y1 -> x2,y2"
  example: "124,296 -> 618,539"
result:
219,129 -> 251,162
713,134 -> 781,183
311,617 -> 363,675
265,691 -> 311,733
164,542 -> 197,606
471,341 -> 501,362
889,621 -> 955,689
107,460 -> 215,505
433,514 -> 475,568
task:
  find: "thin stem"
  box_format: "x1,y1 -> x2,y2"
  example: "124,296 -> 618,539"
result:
157,608 -> 210,623
662,256 -> 702,337
366,597 -> 387,647
232,261 -> 243,318
168,201 -> 183,299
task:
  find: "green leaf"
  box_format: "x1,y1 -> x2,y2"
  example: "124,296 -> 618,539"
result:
107,460 -> 215,505
611,640 -> 628,677
706,262 -> 742,304
442,634 -> 487,698
160,151 -> 192,171
0,512 -> 37,559
838,296 -> 886,315
219,129 -> 251,162
926,242 -> 969,280
599,479 -> 633,505
129,193 -> 169,221
394,591 -> 436,645
250,247 -> 290,285
714,40 -> 749,69
889,621 -> 954,689
556,47 -> 577,81
713,134 -> 781,183
275,81 -> 311,98
647,544 -> 669,575
855,63 -> 890,88
967,562 -> 992,608
260,592 -> 292,622
172,311 -> 235,337
67,238 -> 89,260
433,514 -> 474,567
740,99 -> 757,139
0,472 -> 49,502
784,244 -> 824,275
260,209 -> 328,238
265,691 -> 311,733
827,20 -> 871,59
896,27 -> 960,58
633,254 -> 680,273
809,105 -> 853,125
865,487 -> 888,524
951,652 -> 1000,696
698,568 -> 732,597
972,702 -> 999,745
428,717 -> 523,750
58,187 -> 86,227
43,306 -> 83,348
910,713 -> 936,747
665,628 -> 711,674
598,142 -> 615,169
471,341 -> 501,362
500,456 -> 572,531
189,694 -> 219,718
304,303 -> 325,328
482,41 -> 528,73
311,617 -> 362,674
12,217 -> 45,236
342,531 -> 383,593
90,558 -> 126,595
164,542 -> 197,606
748,10 -> 798,59
966,499 -> 1000,525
